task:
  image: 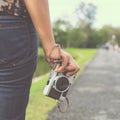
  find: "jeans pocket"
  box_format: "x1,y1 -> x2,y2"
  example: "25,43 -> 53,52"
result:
0,19 -> 32,67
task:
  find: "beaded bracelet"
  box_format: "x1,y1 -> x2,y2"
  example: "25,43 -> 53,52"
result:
45,44 -> 62,65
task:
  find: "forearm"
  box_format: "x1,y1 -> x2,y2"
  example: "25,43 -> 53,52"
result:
24,0 -> 55,54
24,0 -> 80,75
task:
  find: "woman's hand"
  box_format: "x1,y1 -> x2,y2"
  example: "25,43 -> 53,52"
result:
45,44 -> 80,77
55,50 -> 80,77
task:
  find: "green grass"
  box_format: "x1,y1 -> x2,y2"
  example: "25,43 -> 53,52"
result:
65,48 -> 97,73
33,49 -> 50,78
26,76 -> 56,120
26,48 -> 97,120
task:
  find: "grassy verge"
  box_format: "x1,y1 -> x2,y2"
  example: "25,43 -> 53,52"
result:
65,48 -> 97,74
33,49 -> 50,78
26,76 -> 55,120
26,48 -> 97,120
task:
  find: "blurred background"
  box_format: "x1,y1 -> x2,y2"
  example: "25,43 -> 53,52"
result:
48,0 -> 120,50
26,0 -> 120,120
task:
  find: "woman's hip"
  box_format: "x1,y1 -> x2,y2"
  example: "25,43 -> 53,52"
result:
0,16 -> 38,67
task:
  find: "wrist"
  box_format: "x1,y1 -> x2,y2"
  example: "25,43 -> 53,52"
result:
44,43 -> 62,62
43,43 -> 58,56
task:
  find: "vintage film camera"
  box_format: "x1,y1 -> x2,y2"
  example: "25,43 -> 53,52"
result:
43,64 -> 75,101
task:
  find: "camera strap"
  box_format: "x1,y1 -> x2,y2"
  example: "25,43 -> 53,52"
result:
57,97 -> 70,113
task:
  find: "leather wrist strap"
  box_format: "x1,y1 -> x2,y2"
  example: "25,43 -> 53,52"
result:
57,97 -> 70,113
45,44 -> 62,68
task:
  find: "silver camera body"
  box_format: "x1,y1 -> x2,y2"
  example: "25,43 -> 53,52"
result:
43,65 -> 75,101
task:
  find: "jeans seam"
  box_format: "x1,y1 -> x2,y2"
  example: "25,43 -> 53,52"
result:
0,58 -> 16,66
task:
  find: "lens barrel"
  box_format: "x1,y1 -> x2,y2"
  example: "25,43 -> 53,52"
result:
55,76 -> 69,92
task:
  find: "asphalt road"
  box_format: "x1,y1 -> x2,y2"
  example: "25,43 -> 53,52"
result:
48,50 -> 120,120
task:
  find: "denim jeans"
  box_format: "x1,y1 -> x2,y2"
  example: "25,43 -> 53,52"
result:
0,16 -> 38,120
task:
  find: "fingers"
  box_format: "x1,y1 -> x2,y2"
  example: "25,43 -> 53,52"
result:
55,53 -> 70,72
66,68 -> 79,77
65,62 -> 80,76
55,52 -> 80,76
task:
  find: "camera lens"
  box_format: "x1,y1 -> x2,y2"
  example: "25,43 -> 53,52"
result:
55,77 -> 69,92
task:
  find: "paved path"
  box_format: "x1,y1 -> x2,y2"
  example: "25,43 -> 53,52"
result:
48,50 -> 120,120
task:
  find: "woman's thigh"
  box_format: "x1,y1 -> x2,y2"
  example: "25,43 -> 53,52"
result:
0,60 -> 36,120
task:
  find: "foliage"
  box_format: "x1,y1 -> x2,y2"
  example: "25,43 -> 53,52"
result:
53,19 -> 73,47
52,2 -> 120,48
33,48 -> 50,78
75,2 -> 97,28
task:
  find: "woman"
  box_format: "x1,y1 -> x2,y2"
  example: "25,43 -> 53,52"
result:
0,0 -> 80,120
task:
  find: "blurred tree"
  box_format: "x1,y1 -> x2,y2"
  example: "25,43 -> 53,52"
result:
51,2 -> 120,48
75,2 -> 96,28
113,28 -> 120,45
53,19 -> 88,48
75,2 -> 97,48
98,26 -> 117,45
68,27 -> 87,48
53,19 -> 73,47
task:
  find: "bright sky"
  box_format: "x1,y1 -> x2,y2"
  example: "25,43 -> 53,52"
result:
49,0 -> 120,29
